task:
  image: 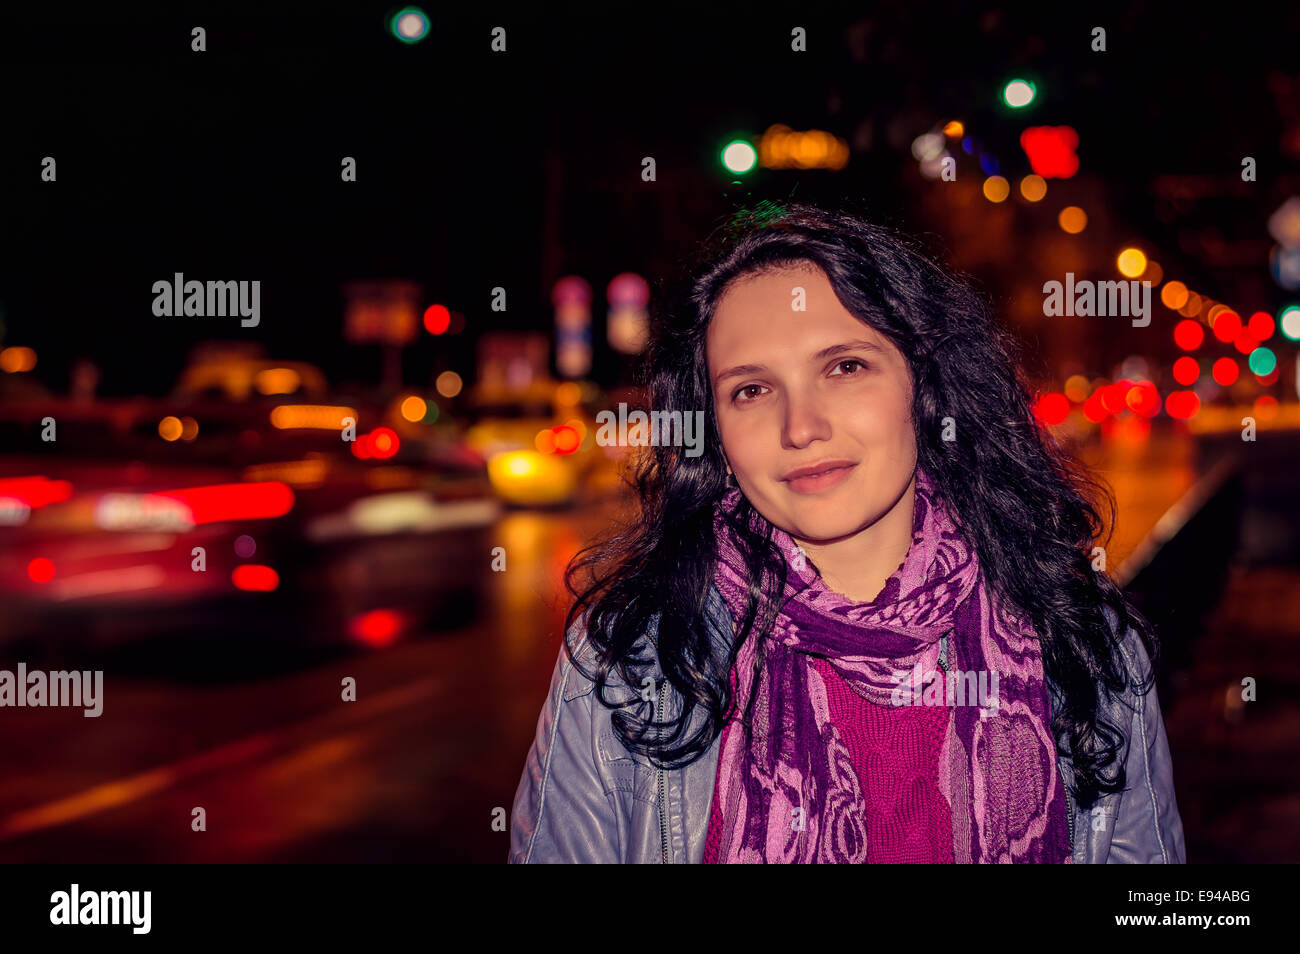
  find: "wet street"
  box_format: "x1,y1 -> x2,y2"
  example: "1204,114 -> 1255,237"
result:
0,493 -> 632,863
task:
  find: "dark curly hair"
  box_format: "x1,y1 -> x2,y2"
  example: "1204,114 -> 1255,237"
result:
560,199 -> 1160,811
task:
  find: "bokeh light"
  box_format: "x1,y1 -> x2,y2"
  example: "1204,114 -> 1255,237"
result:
1063,374 -> 1090,402
1248,311 -> 1274,340
1002,79 -> 1036,108
158,416 -> 183,441
1019,174 -> 1047,201
1058,206 -> 1087,233
1212,357 -> 1239,386
435,371 -> 462,398
982,176 -> 1010,202
1160,281 -> 1189,310
1211,309 -> 1242,343
391,7 -> 429,44
1172,356 -> 1199,385
400,395 -> 427,422
1173,319 -> 1204,350
1248,346 -> 1277,376
424,304 -> 450,334
1032,393 -> 1070,426
1117,248 -> 1147,278
722,140 -> 757,174
1280,305 -> 1300,341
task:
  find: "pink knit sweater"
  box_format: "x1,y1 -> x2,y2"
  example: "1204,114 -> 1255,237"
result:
703,655 -> 954,863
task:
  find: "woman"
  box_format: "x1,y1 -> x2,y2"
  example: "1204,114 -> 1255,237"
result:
508,201 -> 1185,863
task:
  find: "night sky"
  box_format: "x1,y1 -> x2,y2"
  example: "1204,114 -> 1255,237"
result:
1,2 -> 1295,396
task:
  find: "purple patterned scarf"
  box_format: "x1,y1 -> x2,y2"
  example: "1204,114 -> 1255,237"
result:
708,467 -> 1073,863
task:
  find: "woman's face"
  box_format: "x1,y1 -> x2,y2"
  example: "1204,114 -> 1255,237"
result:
706,262 -> 917,548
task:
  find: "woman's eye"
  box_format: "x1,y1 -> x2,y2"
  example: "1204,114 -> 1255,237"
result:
832,359 -> 866,375
731,360 -> 867,404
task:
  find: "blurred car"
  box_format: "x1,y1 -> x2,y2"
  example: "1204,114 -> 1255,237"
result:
462,378 -> 627,506
0,366 -> 500,652
171,342 -> 330,404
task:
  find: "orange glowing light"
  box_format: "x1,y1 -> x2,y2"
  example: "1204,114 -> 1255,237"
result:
551,425 -> 581,454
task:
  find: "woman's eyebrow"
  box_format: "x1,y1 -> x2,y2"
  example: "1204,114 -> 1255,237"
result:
713,339 -> 885,387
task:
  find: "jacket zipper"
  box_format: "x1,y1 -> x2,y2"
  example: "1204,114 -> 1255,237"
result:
657,679 -> 670,863
1065,783 -> 1075,853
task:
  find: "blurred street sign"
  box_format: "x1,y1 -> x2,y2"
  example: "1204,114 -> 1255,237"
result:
343,280 -> 422,346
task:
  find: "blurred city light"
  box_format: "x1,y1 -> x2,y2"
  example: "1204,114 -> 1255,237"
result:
1019,174 -> 1047,201
1058,206 -> 1087,233
232,565 -> 279,592
721,140 -> 758,174
390,7 -> 429,44
1165,390 -> 1201,420
607,272 -> 650,354
982,175 -> 1010,202
1117,248 -> 1148,278
424,304 -> 451,335
1211,309 -> 1242,343
555,381 -> 582,406
158,416 -> 183,441
435,371 -> 462,398
1020,126 -> 1079,178
400,395 -> 427,421
0,346 -> 36,372
151,482 -> 295,526
1063,374 -> 1090,401
1280,305 -> 1300,340
270,405 -> 356,430
254,367 -> 301,394
27,557 -> 55,583
1003,79 -> 1036,108
551,425 -> 580,454
1162,281 -> 1190,310
368,428 -> 400,460
1249,346 -> 1278,376
1126,381 -> 1162,417
0,476 -> 73,509
759,124 -> 849,170
1032,392 -> 1069,425
911,132 -> 946,162
1173,356 -> 1200,385
1212,357 -> 1240,386
1248,311 -> 1275,340
350,609 -> 405,647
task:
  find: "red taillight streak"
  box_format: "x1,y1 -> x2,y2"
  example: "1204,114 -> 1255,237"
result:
0,476 -> 73,508
232,565 -> 279,591
147,482 -> 294,525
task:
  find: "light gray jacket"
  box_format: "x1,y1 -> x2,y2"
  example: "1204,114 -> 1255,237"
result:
509,581 -> 1186,863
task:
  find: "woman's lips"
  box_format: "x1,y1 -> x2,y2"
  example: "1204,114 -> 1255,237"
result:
784,462 -> 857,494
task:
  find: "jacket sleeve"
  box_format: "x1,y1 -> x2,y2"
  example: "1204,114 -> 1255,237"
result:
507,617 -> 619,863
1106,625 -> 1187,863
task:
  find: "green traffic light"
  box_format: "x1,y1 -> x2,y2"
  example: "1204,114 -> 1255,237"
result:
722,140 -> 758,174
